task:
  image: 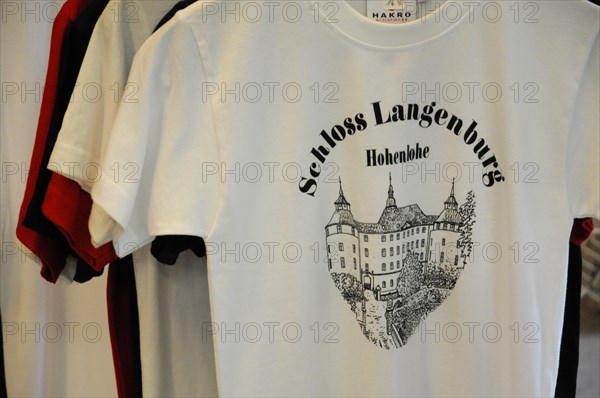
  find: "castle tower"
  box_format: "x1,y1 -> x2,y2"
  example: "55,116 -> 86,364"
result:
428,179 -> 462,267
385,172 -> 396,208
443,178 -> 458,211
325,178 -> 361,280
335,177 -> 351,212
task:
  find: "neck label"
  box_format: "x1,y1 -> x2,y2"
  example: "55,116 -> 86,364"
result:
366,0 -> 418,24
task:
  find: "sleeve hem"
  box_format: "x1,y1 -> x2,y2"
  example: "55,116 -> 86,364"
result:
48,140 -> 100,192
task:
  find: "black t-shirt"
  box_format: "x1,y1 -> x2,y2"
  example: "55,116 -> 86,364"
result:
554,242 -> 583,398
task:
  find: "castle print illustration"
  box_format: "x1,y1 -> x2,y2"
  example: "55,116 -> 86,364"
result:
324,174 -> 476,349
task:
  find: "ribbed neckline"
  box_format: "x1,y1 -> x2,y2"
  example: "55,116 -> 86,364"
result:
312,0 -> 475,51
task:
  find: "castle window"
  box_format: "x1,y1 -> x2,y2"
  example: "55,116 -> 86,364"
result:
411,242 -> 414,250
390,246 -> 394,256
340,257 -> 346,268
390,279 -> 394,287
381,248 -> 386,257
382,263 -> 386,272
403,231 -> 406,238
411,229 -> 414,236
397,245 -> 400,254
364,235 -> 369,242
442,238 -> 446,246
382,235 -> 386,242
402,244 -> 405,252
440,252 -> 445,263
390,262 -> 394,270
328,259 -> 332,271
365,248 -> 369,257
396,260 -> 400,268
353,244 -> 356,253
421,239 -> 425,247
416,240 -> 419,248
339,243 -> 344,251
382,281 -> 386,288
420,253 -> 424,260
390,234 -> 394,241
396,233 -> 400,239
365,263 -> 369,272
337,225 -> 342,233
354,258 -> 357,269
422,227 -> 426,233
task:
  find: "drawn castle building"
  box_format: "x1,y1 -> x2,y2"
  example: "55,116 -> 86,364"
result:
325,175 -> 463,301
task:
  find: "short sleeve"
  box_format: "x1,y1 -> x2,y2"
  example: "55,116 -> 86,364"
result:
566,33 -> 600,220
49,5 -> 137,192
90,15 -> 221,257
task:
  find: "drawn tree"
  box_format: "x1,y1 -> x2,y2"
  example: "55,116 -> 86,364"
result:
425,263 -> 460,290
396,252 -> 423,299
457,190 -> 476,268
330,273 -> 364,313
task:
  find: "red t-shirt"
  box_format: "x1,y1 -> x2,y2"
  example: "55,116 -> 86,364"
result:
570,218 -> 594,245
43,167 -> 117,270
16,0 -> 96,283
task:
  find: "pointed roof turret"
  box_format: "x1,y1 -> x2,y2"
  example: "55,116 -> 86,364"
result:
385,172 -> 397,208
436,179 -> 461,224
443,178 -> 458,210
334,177 -> 350,209
328,177 -> 354,226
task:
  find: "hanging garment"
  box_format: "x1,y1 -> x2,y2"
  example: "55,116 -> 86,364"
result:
106,256 -> 142,398
553,217 -> 594,396
554,241 -> 583,398
92,1 -> 599,396
15,0 -> 95,283
149,0 -> 206,266
3,1 -> 115,396
20,0 -> 113,277
48,1 -> 219,396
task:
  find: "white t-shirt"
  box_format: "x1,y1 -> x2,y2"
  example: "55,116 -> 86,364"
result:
94,0 -> 599,396
47,1 -> 219,396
